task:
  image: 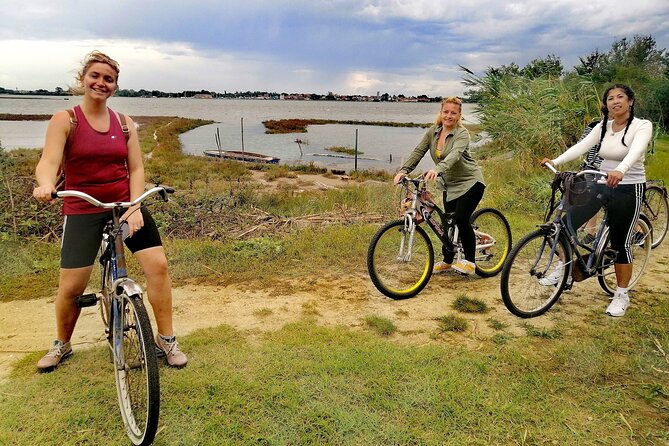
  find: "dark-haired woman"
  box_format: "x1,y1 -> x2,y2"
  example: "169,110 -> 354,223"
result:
541,84 -> 652,317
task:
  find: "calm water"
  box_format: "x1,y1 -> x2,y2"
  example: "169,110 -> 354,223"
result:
0,96 -> 478,172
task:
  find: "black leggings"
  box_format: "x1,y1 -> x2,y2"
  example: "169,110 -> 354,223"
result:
441,182 -> 485,263
566,183 -> 644,264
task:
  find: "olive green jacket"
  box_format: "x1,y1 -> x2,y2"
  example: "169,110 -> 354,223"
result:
399,124 -> 484,200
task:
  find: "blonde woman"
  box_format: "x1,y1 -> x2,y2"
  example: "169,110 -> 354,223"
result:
394,97 -> 485,275
33,51 -> 187,370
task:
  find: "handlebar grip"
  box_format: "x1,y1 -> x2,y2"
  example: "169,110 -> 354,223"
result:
164,186 -> 175,194
51,191 -> 59,199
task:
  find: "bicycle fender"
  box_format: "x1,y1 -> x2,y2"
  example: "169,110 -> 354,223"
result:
114,278 -> 143,297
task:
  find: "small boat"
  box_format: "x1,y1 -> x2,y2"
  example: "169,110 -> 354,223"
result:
205,118 -> 280,164
203,149 -> 279,164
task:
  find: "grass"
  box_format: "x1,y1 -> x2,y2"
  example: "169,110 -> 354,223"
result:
326,146 -> 363,156
434,315 -> 469,333
364,315 -> 397,336
4,316 -> 666,445
452,294 -> 489,313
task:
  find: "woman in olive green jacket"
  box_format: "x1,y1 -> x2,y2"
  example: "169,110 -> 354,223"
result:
393,97 -> 485,275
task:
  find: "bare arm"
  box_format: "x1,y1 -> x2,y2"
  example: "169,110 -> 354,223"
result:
33,111 -> 70,202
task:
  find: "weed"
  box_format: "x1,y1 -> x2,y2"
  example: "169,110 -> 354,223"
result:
435,314 -> 468,333
364,315 -> 397,336
487,318 -> 509,331
452,294 -> 489,313
522,323 -> 563,339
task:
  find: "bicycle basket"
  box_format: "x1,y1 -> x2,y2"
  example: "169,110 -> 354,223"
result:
561,172 -> 594,208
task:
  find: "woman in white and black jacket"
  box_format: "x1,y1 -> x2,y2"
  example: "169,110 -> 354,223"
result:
542,84 -> 652,317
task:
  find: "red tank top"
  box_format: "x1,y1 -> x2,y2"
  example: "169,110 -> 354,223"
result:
63,106 -> 130,215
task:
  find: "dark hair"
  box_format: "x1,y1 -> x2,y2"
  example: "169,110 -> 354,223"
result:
598,84 -> 635,147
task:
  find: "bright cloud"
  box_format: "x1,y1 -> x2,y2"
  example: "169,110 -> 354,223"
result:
0,0 -> 668,96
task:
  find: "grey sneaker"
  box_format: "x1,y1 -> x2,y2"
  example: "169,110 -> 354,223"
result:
37,340 -> 72,372
155,334 -> 188,368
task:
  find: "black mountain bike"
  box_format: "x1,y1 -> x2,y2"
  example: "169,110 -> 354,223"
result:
500,166 -> 652,318
367,175 -> 512,299
53,186 -> 173,446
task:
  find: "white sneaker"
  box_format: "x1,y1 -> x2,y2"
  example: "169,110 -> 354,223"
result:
539,261 -> 564,286
606,292 -> 630,317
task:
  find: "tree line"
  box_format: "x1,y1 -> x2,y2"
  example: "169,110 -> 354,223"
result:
460,34 -> 668,164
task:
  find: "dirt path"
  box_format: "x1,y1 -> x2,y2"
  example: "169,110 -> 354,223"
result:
2,241 -> 667,382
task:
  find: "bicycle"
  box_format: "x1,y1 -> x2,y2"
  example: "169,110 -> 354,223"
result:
500,166 -> 652,318
53,186 -> 174,446
643,179 -> 668,249
367,175 -> 512,299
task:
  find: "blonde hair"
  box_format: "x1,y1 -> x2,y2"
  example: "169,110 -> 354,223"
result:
69,51 -> 120,95
434,96 -> 463,125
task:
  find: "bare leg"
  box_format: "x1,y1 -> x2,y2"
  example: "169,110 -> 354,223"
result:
134,246 -> 174,336
55,267 -> 94,342
614,263 -> 633,288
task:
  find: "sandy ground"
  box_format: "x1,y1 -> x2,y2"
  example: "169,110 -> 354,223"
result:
2,173 -> 668,381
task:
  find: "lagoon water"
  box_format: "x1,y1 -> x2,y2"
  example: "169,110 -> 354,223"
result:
0,96 -> 478,172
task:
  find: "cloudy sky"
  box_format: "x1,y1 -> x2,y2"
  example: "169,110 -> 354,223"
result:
1,0 -> 668,96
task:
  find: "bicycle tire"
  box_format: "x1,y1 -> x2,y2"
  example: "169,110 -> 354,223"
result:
500,229 -> 572,318
470,208 -> 512,277
596,216 -> 652,295
367,219 -> 434,299
112,293 -> 160,446
644,185 -> 668,248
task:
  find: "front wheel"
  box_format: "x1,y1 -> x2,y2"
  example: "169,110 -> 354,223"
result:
471,208 -> 512,277
112,294 -> 160,446
596,217 -> 652,295
367,219 -> 434,299
500,230 -> 572,318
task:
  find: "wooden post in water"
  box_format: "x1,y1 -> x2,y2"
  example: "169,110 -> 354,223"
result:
240,117 -> 245,155
354,128 -> 359,172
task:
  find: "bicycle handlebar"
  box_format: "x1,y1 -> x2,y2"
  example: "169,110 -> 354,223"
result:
51,186 -> 175,208
543,163 -> 607,180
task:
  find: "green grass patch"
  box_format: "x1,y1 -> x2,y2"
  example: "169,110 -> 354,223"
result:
522,323 -> 563,339
326,146 -> 363,155
364,315 -> 397,336
435,314 -> 468,333
452,294 -> 489,313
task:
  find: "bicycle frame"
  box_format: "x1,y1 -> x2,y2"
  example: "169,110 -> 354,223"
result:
103,206 -> 145,369
399,176 -> 493,264
540,166 -> 611,282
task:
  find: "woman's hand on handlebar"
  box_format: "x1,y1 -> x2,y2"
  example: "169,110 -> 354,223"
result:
33,185 -> 56,202
424,170 -> 439,182
393,172 -> 406,185
606,170 -> 623,188
540,158 -> 554,167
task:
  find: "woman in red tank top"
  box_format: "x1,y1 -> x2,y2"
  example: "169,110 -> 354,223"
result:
32,51 -> 187,370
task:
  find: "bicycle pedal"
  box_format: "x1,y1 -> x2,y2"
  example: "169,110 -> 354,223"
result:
75,293 -> 99,308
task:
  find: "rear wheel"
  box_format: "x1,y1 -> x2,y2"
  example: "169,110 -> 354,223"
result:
367,219 -> 434,299
112,294 -> 160,446
643,185 -> 668,248
596,217 -> 652,295
471,208 -> 512,277
500,230 -> 572,318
